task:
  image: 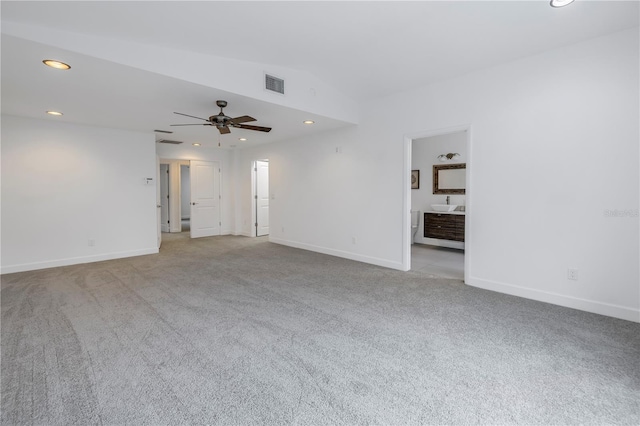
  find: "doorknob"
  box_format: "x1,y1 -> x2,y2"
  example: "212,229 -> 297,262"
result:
157,205 -> 161,208
191,202 -> 198,205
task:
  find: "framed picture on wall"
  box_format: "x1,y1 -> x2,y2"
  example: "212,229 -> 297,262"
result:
411,170 -> 420,189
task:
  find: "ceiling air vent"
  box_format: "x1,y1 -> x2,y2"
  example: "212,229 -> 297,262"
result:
157,139 -> 183,145
265,74 -> 285,94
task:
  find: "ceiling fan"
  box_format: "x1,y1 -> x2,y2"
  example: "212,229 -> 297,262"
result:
171,100 -> 271,134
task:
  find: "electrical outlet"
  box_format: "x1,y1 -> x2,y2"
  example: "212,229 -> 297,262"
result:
88,239 -> 95,247
352,236 -> 356,244
281,227 -> 285,233
567,268 -> 579,281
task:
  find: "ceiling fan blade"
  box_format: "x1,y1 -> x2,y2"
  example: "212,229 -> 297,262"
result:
230,115 -> 256,124
170,123 -> 213,126
173,112 -> 209,121
218,126 -> 231,135
236,124 -> 272,133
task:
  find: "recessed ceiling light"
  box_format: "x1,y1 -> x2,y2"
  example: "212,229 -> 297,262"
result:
42,59 -> 71,70
238,138 -> 247,141
550,0 -> 575,7
303,120 -> 315,125
192,143 -> 201,147
46,111 -> 63,116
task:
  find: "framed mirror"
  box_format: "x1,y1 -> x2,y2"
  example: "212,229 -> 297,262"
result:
433,163 -> 466,194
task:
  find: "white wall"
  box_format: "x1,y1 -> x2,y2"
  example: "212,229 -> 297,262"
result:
1,115 -> 158,273
156,143 -> 234,235
236,28 -> 639,322
232,127 -> 402,267
412,132 -> 467,248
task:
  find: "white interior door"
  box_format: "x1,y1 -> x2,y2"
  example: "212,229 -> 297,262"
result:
160,164 -> 170,233
190,160 -> 221,238
256,160 -> 269,237
156,156 -> 162,248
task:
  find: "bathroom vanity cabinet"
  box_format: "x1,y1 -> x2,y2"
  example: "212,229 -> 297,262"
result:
424,212 -> 465,242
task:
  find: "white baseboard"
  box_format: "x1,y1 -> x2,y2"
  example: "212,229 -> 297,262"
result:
1,247 -> 159,275
269,237 -> 405,271
468,276 -> 640,323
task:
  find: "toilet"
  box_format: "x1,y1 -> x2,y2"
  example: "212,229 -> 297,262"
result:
411,210 -> 420,244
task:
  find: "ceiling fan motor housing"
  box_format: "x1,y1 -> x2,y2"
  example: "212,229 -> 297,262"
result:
209,114 -> 231,126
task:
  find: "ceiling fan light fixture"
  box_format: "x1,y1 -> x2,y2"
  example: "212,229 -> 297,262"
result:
43,59 -> 71,70
303,120 -> 315,125
46,110 -> 63,116
550,0 -> 575,8
192,143 -> 201,147
438,153 -> 460,162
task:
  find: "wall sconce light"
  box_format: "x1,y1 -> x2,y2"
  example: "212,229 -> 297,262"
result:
550,0 -> 574,8
437,153 -> 461,162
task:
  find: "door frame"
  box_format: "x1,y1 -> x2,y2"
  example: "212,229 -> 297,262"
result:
403,124 -> 472,282
159,158 -> 209,235
156,155 -> 162,248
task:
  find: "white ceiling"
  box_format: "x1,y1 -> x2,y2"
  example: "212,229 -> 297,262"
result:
2,34 -> 349,148
2,1 -> 638,148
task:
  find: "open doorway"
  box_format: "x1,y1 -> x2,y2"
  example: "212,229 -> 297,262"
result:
407,127 -> 469,280
180,164 -> 190,232
252,159 -> 269,237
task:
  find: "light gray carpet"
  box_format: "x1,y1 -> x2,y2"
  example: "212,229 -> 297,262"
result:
2,233 -> 639,425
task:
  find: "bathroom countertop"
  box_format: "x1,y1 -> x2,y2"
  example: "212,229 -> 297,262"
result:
425,210 -> 466,215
